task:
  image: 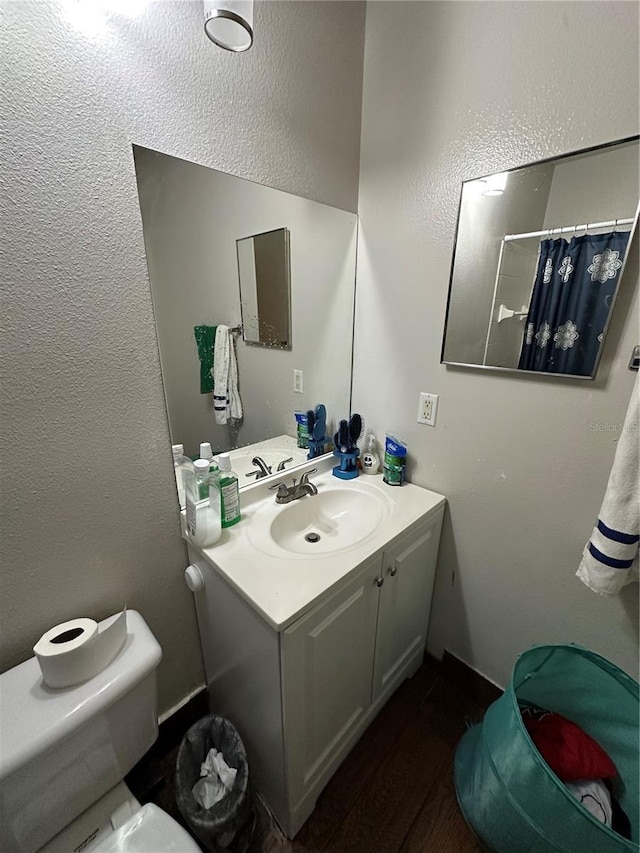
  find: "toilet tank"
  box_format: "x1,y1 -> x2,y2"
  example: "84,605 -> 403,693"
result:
0,610 -> 162,853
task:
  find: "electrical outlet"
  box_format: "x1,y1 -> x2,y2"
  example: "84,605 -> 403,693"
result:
417,392 -> 438,426
293,369 -> 304,394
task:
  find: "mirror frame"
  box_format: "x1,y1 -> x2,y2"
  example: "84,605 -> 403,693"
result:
441,135 -> 640,380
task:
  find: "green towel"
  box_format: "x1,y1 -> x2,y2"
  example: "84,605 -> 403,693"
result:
194,325 -> 216,394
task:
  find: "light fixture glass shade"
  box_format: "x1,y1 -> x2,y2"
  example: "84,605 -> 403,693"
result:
204,0 -> 253,52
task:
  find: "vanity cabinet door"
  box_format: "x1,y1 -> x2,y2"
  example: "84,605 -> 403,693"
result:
372,510 -> 444,705
281,553 -> 382,813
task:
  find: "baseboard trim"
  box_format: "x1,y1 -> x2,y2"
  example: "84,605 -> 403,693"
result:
126,686 -> 209,803
156,686 -> 209,753
159,683 -> 207,726
425,650 -> 503,707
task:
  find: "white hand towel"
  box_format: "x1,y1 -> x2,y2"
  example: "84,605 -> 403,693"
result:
212,325 -> 243,425
577,375 -> 639,595
228,331 -> 243,421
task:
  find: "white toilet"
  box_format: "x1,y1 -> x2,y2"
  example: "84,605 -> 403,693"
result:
0,610 -> 201,853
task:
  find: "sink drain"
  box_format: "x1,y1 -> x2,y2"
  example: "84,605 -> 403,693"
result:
305,532 -> 321,543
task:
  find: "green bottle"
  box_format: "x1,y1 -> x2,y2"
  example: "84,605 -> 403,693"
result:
217,453 -> 241,528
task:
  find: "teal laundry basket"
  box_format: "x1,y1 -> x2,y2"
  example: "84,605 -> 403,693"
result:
454,645 -> 639,852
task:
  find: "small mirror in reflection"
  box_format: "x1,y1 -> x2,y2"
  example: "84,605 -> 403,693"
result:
237,227 -> 291,349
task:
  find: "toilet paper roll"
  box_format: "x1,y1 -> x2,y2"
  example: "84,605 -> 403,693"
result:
34,609 -> 128,689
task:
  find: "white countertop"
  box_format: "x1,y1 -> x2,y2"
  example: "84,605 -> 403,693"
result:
185,459 -> 446,632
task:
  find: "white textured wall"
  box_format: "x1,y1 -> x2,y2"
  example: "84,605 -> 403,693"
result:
354,1 -> 640,687
0,0 -> 365,714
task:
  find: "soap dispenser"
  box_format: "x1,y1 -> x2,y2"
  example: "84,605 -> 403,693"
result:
362,433 -> 380,475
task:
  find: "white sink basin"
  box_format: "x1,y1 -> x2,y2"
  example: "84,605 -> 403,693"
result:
247,481 -> 392,557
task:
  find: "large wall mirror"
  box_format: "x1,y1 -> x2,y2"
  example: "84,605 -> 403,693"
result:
442,137 -> 639,378
133,146 -> 357,486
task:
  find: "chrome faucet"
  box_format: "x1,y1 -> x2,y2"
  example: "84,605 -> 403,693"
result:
246,455 -> 295,481
270,470 -> 318,504
245,456 -> 273,480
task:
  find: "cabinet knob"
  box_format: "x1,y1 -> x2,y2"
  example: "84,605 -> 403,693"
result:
185,564 -> 205,592
387,565 -> 398,577
375,576 -> 384,588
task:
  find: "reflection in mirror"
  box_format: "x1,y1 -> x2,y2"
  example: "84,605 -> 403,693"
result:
442,137 -> 639,378
133,146 -> 357,486
237,227 -> 291,349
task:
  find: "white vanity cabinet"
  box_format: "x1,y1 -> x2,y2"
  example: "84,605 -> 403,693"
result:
279,511 -> 443,827
187,493 -> 444,838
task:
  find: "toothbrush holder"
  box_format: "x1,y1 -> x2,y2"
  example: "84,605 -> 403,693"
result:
308,435 -> 328,460
332,448 -> 360,479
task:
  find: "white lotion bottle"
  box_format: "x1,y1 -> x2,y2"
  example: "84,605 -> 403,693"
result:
362,433 -> 380,475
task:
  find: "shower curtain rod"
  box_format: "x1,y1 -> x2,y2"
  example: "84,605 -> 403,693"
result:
504,217 -> 634,242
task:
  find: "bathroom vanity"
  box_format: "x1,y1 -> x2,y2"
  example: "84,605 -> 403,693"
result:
184,463 -> 446,837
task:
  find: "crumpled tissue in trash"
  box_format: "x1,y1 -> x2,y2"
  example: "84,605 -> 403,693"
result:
192,747 -> 237,809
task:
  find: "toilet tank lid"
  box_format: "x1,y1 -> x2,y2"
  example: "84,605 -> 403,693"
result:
0,610 -> 162,780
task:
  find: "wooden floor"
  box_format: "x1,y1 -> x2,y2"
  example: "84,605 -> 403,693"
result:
142,657 -> 496,852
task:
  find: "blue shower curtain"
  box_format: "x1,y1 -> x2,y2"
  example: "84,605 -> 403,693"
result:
518,230 -> 630,376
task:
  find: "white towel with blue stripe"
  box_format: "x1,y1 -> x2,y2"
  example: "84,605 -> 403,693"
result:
212,325 -> 243,425
577,375 -> 639,595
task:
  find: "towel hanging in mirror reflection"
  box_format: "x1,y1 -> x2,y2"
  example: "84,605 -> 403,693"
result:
213,325 -> 243,424
194,325 -> 216,393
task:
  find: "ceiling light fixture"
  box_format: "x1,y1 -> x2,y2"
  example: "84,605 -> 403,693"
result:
204,0 -> 253,52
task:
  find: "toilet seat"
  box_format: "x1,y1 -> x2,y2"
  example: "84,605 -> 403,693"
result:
88,803 -> 201,852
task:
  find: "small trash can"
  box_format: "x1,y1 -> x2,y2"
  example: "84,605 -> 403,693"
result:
175,714 -> 255,853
